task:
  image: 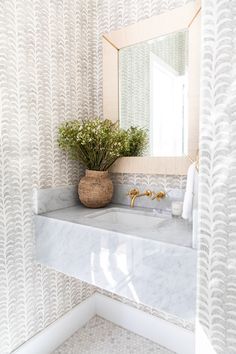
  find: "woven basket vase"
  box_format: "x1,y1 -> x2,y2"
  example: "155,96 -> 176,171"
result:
78,169 -> 113,208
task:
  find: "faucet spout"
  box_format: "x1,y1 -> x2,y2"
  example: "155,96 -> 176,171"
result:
127,188 -> 152,208
131,193 -> 145,207
130,194 -> 138,208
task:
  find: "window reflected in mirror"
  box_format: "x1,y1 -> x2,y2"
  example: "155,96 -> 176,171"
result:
119,30 -> 188,157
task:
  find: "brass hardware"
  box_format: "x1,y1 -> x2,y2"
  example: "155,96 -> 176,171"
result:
151,191 -> 166,201
127,188 -> 152,208
127,188 -> 166,208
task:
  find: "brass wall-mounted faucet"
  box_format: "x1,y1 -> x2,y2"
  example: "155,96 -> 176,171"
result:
127,188 -> 166,208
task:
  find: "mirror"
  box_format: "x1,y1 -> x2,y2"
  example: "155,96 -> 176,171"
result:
119,30 -> 188,157
103,1 -> 200,174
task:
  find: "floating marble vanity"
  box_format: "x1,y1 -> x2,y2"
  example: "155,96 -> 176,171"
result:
35,198 -> 197,329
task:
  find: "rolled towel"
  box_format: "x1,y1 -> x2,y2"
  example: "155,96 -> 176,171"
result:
182,162 -> 198,221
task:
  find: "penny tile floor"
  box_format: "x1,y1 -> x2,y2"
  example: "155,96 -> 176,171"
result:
53,316 -> 175,354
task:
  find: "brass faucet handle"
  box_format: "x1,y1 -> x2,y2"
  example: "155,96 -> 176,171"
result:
127,188 -> 140,197
145,190 -> 153,197
151,191 -> 166,201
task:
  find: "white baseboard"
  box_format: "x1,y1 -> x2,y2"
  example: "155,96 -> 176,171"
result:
95,294 -> 195,354
12,295 -> 96,354
195,321 -> 215,354
12,293 -> 195,354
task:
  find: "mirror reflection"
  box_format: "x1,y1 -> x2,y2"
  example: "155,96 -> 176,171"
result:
119,30 -> 188,157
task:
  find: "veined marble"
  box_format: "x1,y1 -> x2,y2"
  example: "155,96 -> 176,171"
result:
33,185 -> 79,214
112,184 -> 185,210
34,182 -> 185,214
35,205 -> 197,325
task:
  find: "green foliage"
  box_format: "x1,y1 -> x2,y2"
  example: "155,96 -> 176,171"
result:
122,126 -> 148,157
58,118 -> 147,171
58,118 -> 127,171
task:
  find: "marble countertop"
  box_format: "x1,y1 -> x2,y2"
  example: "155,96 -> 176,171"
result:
39,204 -> 193,247
35,204 -> 197,327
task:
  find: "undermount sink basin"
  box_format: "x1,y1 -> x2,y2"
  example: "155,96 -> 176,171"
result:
85,207 -> 167,237
83,206 -> 191,246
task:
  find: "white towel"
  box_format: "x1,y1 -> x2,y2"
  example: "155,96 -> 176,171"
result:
182,162 -> 198,222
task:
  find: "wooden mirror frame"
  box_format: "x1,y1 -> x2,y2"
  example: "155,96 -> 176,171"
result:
103,1 -> 201,175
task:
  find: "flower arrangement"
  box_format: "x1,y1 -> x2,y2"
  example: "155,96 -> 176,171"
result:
58,118 -> 147,171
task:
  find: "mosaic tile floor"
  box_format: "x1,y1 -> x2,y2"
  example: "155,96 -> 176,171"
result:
53,316 -> 175,354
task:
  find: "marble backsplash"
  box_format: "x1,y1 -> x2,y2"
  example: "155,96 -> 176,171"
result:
33,185 -> 79,214
34,173 -> 186,214
111,173 -> 186,210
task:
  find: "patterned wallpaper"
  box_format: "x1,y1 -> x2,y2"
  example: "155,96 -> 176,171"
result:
111,172 -> 186,189
0,1 -> 194,354
4,0 -> 235,353
0,1 -> 94,353
196,0 -> 236,353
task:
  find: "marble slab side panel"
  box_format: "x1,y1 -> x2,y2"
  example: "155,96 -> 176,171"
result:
33,185 -> 79,214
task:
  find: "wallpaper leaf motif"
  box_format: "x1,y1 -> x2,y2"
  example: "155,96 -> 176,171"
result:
197,0 -> 236,353
0,1 -> 194,353
0,1 -> 95,353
